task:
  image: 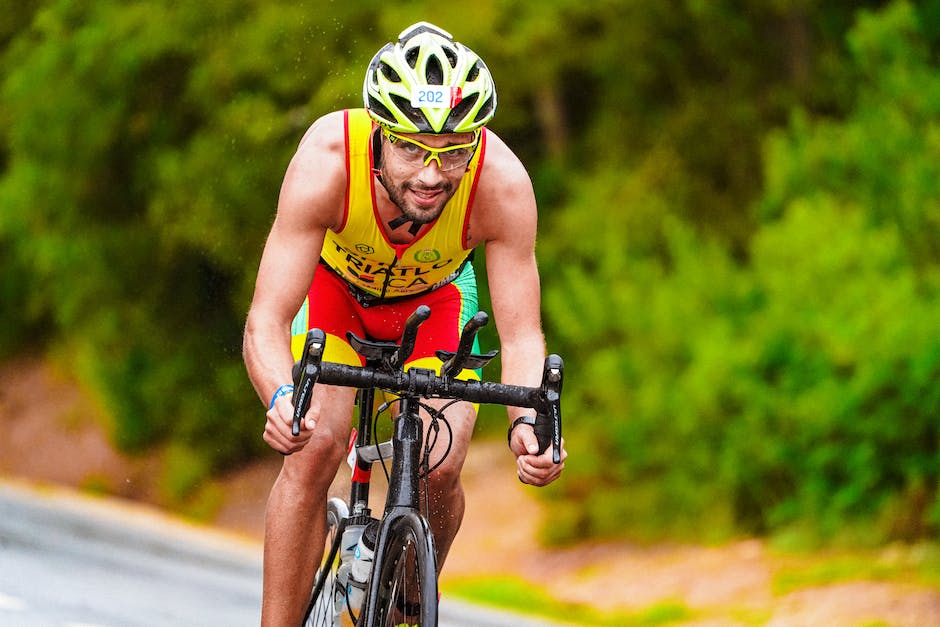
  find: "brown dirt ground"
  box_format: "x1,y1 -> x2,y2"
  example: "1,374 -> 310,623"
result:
2,358 -> 939,626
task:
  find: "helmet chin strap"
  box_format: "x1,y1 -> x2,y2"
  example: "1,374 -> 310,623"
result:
388,214 -> 422,235
372,127 -> 422,236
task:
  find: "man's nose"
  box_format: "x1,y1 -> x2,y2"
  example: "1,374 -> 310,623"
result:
416,156 -> 445,183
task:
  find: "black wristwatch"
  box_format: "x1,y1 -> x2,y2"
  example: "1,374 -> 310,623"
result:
507,415 -> 537,448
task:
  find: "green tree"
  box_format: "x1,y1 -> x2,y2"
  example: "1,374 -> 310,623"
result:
0,0 -> 379,500
3,0 -> 936,541
539,0 -> 940,544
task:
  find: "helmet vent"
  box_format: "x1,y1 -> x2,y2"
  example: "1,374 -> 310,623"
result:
380,61 -> 401,83
443,46 -> 458,69
448,93 -> 478,125
390,94 -> 429,130
473,95 -> 495,124
405,47 -> 420,69
467,61 -> 480,82
425,55 -> 444,85
368,98 -> 397,127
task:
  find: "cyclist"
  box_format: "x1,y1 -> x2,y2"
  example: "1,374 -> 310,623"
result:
243,22 -> 567,625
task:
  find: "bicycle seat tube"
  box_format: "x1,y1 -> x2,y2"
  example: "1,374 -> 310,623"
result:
348,385 -> 377,515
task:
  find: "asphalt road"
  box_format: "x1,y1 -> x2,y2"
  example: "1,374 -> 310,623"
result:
0,482 -> 566,627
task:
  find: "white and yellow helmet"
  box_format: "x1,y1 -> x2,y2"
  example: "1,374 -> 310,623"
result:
363,22 -> 497,134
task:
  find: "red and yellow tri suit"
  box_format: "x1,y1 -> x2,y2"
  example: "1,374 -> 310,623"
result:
290,109 -> 487,374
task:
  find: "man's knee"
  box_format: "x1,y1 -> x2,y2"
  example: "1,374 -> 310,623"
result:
426,444 -> 469,496
278,426 -> 348,490
425,405 -> 475,487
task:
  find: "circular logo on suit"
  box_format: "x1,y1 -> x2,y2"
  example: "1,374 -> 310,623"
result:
414,249 -> 441,263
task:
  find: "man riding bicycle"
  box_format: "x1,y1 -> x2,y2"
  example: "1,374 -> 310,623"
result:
243,22 -> 567,625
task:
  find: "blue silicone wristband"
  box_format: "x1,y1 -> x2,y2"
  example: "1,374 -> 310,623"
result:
268,384 -> 294,410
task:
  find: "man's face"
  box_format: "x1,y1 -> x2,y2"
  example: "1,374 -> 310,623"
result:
379,130 -> 478,226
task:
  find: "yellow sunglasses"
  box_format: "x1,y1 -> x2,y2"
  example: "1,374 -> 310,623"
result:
382,129 -> 480,171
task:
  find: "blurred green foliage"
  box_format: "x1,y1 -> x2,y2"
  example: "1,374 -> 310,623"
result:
539,0 -> 940,546
1,0 -> 937,544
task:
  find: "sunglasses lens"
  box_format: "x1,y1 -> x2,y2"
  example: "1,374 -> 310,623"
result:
385,131 -> 478,170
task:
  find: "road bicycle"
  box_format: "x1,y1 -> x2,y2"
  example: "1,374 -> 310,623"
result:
291,305 -> 564,627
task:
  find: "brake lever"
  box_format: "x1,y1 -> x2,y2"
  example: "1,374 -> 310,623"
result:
292,328 -> 326,436
540,354 -> 564,464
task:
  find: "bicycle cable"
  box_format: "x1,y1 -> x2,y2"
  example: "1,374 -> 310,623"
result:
417,400 -> 457,520
366,393 -> 458,528
372,397 -> 400,482
416,400 -> 456,478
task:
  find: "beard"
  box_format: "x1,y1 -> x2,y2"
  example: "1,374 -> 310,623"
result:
381,168 -> 456,226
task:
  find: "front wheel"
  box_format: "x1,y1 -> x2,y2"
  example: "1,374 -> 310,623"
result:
367,512 -> 438,627
305,497 -> 350,627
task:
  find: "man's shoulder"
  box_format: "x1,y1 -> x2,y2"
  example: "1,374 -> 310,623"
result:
477,129 -> 532,193
279,111 -> 351,223
296,110 -> 349,153
466,128 -> 537,245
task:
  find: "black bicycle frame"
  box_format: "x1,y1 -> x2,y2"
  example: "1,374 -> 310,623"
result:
294,306 -> 564,626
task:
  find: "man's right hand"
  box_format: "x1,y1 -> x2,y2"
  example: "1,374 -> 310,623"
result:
263,395 -> 316,454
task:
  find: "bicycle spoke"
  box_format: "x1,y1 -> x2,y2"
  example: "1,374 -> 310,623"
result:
305,498 -> 352,627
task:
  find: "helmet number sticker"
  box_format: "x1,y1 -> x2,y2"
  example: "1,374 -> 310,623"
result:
411,86 -> 463,109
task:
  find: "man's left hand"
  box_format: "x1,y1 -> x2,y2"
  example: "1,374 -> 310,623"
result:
510,425 -> 567,486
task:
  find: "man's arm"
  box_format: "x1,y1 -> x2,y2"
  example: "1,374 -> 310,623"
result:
243,111 -> 348,452
472,132 -> 566,485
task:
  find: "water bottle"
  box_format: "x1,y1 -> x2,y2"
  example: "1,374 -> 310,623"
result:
350,519 -> 379,584
332,562 -> 352,617
334,519 -> 378,614
332,522 -> 365,614
346,519 -> 378,610
340,523 -> 365,566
